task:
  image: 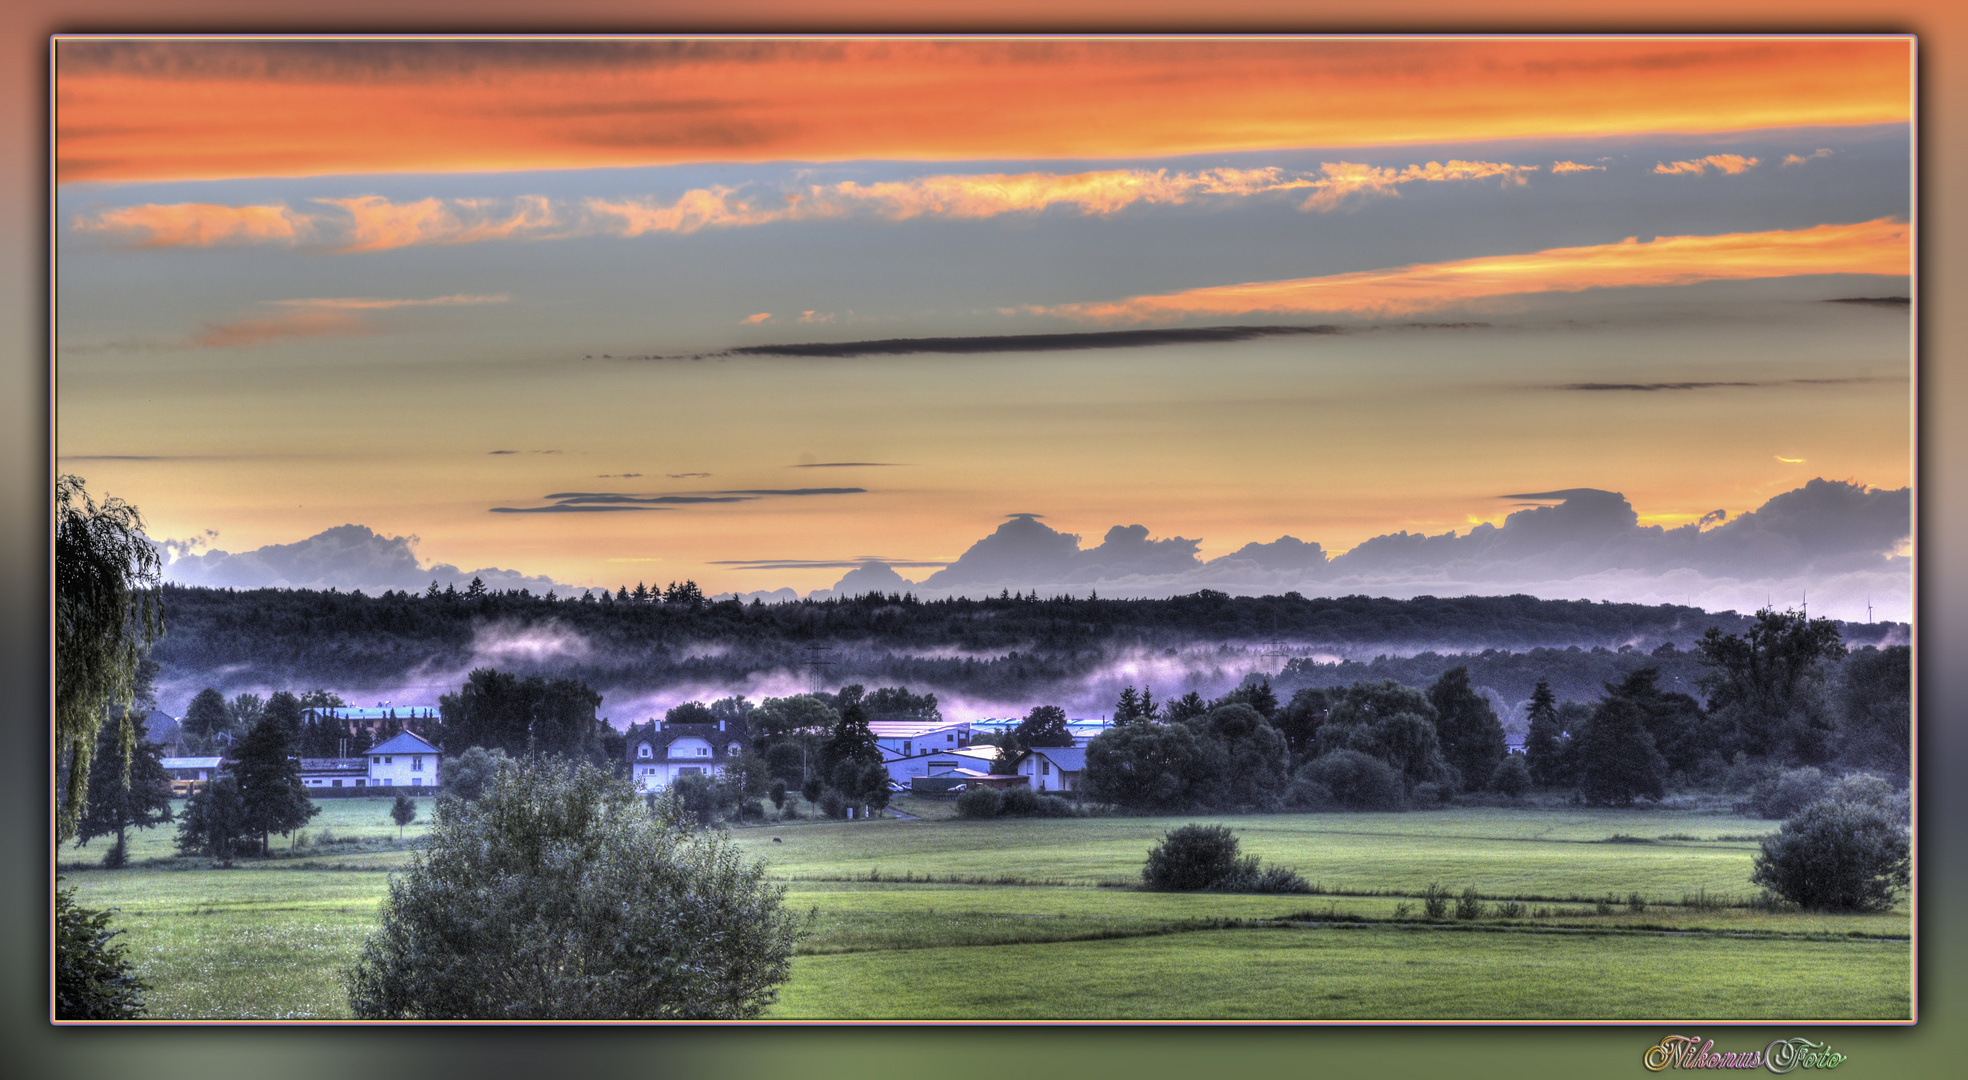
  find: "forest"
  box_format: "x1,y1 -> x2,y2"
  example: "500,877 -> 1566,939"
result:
146,583 -> 1907,715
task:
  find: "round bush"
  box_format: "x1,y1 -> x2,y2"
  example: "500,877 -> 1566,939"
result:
998,786 -> 1040,816
1490,753 -> 1533,798
954,786 -> 1003,819
1143,824 -> 1242,891
1750,798 -> 1910,912
817,788 -> 848,820
344,760 -> 798,1018
1743,766 -> 1831,819
1299,750 -> 1405,811
1033,794 -> 1078,818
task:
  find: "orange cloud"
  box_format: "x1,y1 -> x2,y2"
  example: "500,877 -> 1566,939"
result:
1296,159 -> 1536,210
266,294 -> 509,310
1551,160 -> 1606,173
1034,218 -> 1910,322
1782,148 -> 1835,167
743,312 -> 774,324
55,39 -> 1911,183
319,194 -> 559,252
1654,154 -> 1761,176
189,309 -> 370,347
70,202 -> 306,246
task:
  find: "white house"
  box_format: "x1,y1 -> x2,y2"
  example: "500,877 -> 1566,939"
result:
364,731 -> 442,789
626,716 -> 750,791
161,756 -> 223,795
1016,746 -> 1087,794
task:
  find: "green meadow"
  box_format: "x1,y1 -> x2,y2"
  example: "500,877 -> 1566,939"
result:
60,800 -> 1910,1020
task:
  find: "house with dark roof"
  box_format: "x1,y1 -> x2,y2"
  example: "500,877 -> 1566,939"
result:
1015,746 -> 1087,794
624,715 -> 750,792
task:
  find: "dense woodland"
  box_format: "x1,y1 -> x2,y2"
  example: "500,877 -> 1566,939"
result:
148,583 -> 1906,710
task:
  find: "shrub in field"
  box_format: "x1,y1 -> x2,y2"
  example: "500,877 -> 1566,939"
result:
1490,754 -> 1532,798
344,759 -> 798,1019
1455,887 -> 1484,920
1494,900 -> 1525,918
1298,750 -> 1404,811
1283,776 -> 1334,810
1142,824 -> 1309,893
1421,883 -> 1449,919
1751,798 -> 1910,912
817,788 -> 848,820
998,785 -> 1040,816
954,787 -> 1002,818
1740,766 -> 1832,819
1826,772 -> 1909,823
1628,892 -> 1647,913
55,878 -> 146,1019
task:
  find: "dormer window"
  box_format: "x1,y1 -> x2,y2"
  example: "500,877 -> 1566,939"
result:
699,747 -> 709,756
727,743 -> 741,757
637,743 -> 652,759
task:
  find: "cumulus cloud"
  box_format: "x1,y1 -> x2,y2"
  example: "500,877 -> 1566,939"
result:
1782,148 -> 1835,167
1653,154 -> 1760,176
155,524 -> 571,594
816,479 -> 1911,622
1550,161 -> 1606,173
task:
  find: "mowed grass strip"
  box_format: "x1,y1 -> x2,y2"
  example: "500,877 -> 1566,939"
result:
735,809 -> 1799,906
768,924 -> 1911,1020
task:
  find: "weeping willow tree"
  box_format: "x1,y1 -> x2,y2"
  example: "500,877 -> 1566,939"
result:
55,475 -> 162,842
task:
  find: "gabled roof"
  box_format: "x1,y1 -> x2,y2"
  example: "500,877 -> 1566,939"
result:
626,719 -> 749,763
369,731 -> 441,756
1025,746 -> 1088,772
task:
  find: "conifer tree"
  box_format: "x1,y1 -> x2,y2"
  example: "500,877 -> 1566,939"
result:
231,712 -> 320,855
1522,678 -> 1567,788
76,713 -> 174,867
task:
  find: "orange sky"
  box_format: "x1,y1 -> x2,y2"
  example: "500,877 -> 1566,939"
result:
55,37 -> 1911,183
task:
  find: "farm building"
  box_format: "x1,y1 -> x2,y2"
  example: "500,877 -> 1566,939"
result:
160,756 -> 223,796
868,720 -> 971,758
883,743 -> 1004,786
624,715 -> 750,791
969,717 -> 1111,746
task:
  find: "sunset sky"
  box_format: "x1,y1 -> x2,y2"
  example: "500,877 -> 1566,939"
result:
53,37 -> 1913,619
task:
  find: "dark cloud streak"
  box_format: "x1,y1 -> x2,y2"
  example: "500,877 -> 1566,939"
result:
729,324 -> 1344,359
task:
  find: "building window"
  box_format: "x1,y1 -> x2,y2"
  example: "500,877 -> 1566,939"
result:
699,747 -> 708,756
1041,760 -> 1051,776
372,757 -> 381,764
904,741 -> 912,756
332,779 -> 341,788
413,756 -> 423,771
638,743 -> 652,759
355,779 -> 365,787
386,756 -> 394,764
412,778 -> 422,786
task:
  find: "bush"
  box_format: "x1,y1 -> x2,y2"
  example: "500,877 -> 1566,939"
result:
1421,883 -> 1449,919
951,786 -> 999,818
442,745 -> 510,802
817,788 -> 848,820
998,785 -> 1039,816
1142,824 -> 1244,891
1751,798 -> 1910,912
1490,754 -> 1532,798
1740,766 -> 1831,819
1141,824 -> 1309,893
1455,887 -> 1484,920
1283,776 -> 1334,810
1298,750 -> 1405,811
55,878 -> 147,1019
1827,772 -> 1909,822
344,759 -> 799,1019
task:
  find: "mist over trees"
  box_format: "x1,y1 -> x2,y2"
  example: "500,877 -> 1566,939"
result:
146,583 -> 1909,714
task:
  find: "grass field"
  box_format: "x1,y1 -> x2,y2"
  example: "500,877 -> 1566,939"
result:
59,801 -> 1911,1020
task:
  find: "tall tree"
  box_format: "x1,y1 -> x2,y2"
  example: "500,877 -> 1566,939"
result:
264,690 -> 306,739
1213,679 -> 1279,720
75,713 -> 175,867
181,687 -> 230,739
230,712 -> 320,855
1114,686 -> 1146,723
1427,666 -> 1507,792
175,774 -> 248,865
1272,687 -> 1331,768
56,476 -> 163,841
1522,678 -> 1566,788
1315,681 -> 1453,791
1697,608 -> 1844,762
1014,705 -> 1074,748
1835,645 -> 1910,777
1574,696 -> 1667,806
822,700 -> 881,782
